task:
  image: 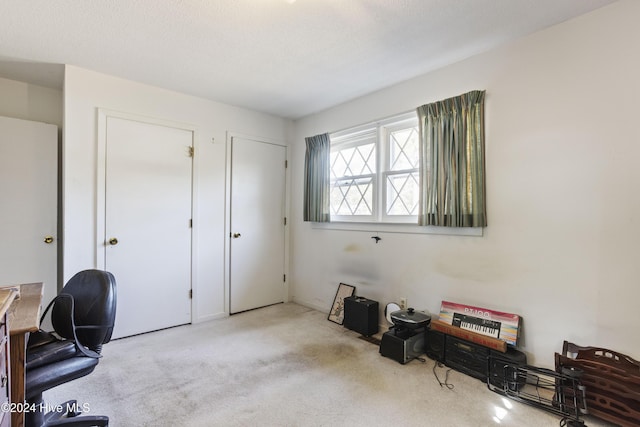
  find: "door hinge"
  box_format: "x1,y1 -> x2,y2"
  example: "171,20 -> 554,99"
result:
284,217 -> 287,226
189,289 -> 193,299
189,219 -> 193,228
188,146 -> 194,157
283,274 -> 286,282
285,160 -> 288,168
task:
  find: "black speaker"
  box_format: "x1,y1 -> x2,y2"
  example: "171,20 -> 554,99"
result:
344,296 -> 379,336
425,328 -> 445,362
379,330 -> 425,364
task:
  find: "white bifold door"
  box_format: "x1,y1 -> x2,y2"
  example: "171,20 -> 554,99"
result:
0,116 -> 58,308
102,114 -> 193,339
229,137 -> 286,314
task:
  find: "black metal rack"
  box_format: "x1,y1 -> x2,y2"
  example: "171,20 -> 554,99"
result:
488,357 -> 588,426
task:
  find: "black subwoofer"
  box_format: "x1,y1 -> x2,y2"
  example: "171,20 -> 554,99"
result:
379,329 -> 425,364
344,296 -> 379,337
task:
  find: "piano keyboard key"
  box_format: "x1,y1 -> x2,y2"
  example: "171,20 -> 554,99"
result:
452,313 -> 501,339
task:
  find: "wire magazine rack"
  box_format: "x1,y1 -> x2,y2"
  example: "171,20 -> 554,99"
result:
488,357 -> 588,426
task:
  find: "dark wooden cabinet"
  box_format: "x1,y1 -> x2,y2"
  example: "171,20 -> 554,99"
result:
0,313 -> 9,427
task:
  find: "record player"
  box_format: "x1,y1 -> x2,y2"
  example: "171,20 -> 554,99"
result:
379,306 -> 431,364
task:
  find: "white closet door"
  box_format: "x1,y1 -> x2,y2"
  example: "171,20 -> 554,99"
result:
0,116 -> 58,307
229,137 -> 286,314
104,116 -> 193,338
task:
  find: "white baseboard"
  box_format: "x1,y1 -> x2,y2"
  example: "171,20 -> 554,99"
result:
292,297 -> 329,314
192,312 -> 228,324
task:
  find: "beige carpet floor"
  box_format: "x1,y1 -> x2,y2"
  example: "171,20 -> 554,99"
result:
45,303 -> 611,426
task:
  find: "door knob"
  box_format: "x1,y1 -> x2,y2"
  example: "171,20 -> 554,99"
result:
43,236 -> 54,244
108,238 -> 119,245
232,233 -> 241,238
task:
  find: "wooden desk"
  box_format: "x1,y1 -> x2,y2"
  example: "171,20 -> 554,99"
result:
0,289 -> 17,427
8,283 -> 43,427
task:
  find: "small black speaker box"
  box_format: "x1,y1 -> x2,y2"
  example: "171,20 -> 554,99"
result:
344,296 -> 379,336
379,330 -> 425,364
425,328 -> 445,362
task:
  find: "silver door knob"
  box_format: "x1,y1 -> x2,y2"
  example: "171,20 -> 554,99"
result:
232,233 -> 241,238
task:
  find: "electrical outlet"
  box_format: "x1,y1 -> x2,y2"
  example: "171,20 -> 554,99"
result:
399,297 -> 407,310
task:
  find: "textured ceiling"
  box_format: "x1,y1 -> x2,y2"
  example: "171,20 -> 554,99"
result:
0,0 -> 615,119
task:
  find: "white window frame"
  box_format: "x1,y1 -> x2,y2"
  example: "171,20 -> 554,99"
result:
379,113 -> 420,224
329,112 -> 419,224
329,123 -> 378,222
320,111 -> 483,237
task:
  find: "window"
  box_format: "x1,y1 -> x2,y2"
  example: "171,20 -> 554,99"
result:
329,112 -> 419,223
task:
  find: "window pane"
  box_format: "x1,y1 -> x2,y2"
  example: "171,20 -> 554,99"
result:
330,151 -> 347,179
389,127 -> 418,171
330,142 -> 375,179
386,172 -> 419,215
331,177 -> 373,215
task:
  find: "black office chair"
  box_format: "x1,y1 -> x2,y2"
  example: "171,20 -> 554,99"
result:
25,269 -> 117,427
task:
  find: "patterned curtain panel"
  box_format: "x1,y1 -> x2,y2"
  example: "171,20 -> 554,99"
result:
417,90 -> 487,227
303,133 -> 331,222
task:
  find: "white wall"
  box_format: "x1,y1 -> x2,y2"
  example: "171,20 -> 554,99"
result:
0,76 -> 63,294
63,65 -> 291,322
290,0 -> 640,367
0,76 -> 62,127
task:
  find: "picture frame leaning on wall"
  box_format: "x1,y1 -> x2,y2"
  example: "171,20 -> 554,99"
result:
328,283 -> 356,324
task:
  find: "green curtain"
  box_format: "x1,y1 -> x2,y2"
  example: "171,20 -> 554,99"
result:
303,133 -> 331,222
417,90 -> 487,227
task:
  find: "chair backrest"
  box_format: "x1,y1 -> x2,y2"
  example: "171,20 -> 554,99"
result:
51,269 -> 117,352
